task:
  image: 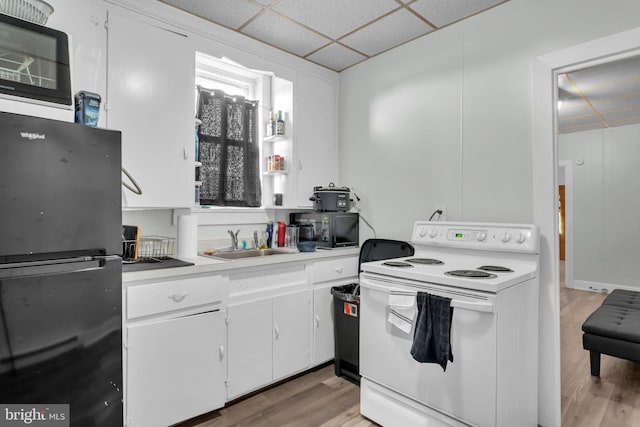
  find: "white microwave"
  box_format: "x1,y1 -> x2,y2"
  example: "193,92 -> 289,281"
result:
0,13 -> 71,106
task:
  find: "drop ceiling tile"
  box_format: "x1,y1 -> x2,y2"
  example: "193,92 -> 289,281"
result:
592,95 -> 640,114
159,0 -> 263,30
306,43 -> 367,72
242,10 -> 331,57
341,9 -> 432,57
604,111 -> 640,127
558,112 -> 605,133
410,0 -> 506,28
272,0 -> 399,39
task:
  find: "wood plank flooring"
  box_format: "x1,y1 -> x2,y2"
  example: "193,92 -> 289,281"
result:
560,285 -> 640,427
176,274 -> 640,427
175,364 -> 375,427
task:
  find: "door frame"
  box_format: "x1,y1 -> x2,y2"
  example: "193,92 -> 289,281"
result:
533,26 -> 640,427
558,161 -> 574,288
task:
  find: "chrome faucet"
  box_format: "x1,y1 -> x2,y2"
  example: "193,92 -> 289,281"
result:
228,229 -> 240,250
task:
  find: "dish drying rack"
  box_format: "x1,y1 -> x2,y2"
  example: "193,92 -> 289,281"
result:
123,236 -> 176,263
0,54 -> 55,87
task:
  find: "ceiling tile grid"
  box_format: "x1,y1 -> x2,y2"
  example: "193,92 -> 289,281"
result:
558,56 -> 640,134
158,0 -> 512,71
306,43 -> 368,72
160,0 -> 263,30
340,8 -> 433,57
410,0 -> 507,28
272,0 -> 400,40
241,9 -> 331,57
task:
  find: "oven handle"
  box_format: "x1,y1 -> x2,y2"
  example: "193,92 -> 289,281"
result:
362,279 -> 496,313
450,299 -> 494,313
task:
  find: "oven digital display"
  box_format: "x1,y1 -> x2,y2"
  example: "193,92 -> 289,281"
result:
455,233 -> 464,238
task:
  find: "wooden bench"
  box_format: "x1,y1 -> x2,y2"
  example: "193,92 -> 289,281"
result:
582,289 -> 640,376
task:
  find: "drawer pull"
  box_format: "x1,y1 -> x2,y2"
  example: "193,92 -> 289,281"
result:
219,344 -> 225,360
274,325 -> 280,339
168,293 -> 188,302
334,267 -> 344,274
315,314 -> 320,328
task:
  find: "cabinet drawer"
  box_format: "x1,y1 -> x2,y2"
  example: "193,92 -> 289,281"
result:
127,276 -> 224,320
312,257 -> 358,284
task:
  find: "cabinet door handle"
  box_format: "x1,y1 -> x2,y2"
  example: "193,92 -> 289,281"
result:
334,267 -> 344,274
274,325 -> 280,340
315,314 -> 320,328
219,344 -> 225,360
168,292 -> 188,302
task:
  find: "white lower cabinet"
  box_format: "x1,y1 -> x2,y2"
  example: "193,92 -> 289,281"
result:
227,289 -> 311,400
226,298 -> 272,399
126,310 -> 226,427
124,274 -> 227,427
273,290 -> 312,380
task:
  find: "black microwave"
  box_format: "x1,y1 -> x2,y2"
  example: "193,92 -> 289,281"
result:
290,212 -> 359,248
0,13 -> 71,106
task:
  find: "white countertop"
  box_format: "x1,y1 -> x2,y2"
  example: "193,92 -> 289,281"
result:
123,247 -> 360,284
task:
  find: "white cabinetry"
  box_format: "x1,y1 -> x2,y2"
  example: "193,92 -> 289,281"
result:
273,290 -> 312,380
294,74 -> 339,207
226,264 -> 311,399
311,256 -> 359,366
125,275 -> 227,427
106,10 -> 194,208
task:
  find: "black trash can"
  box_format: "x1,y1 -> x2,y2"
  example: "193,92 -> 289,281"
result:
331,283 -> 360,384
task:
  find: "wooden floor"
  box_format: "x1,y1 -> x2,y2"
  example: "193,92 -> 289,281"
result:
176,267 -> 640,427
176,364 -> 376,427
560,284 -> 640,426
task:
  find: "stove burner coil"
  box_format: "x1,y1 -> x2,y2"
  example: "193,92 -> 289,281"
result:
445,270 -> 497,279
382,261 -> 414,268
405,258 -> 444,265
477,265 -> 513,273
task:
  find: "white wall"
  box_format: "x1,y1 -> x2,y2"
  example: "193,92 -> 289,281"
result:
339,0 -> 640,425
339,0 -> 640,240
559,123 -> 640,291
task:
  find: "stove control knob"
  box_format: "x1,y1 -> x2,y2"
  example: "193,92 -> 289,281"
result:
516,232 -> 527,244
476,232 -> 487,242
418,227 -> 427,238
428,228 -> 438,238
501,232 -> 512,243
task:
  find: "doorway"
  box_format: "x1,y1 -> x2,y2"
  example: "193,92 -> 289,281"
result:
558,185 -> 565,261
533,26 -> 640,427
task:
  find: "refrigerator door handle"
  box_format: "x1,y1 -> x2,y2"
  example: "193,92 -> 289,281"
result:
0,256 -> 118,279
91,255 -> 122,262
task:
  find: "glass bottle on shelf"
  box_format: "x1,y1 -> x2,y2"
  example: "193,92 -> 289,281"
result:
276,110 -> 285,135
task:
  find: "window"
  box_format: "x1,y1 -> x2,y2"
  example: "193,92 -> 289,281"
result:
195,53 -> 264,207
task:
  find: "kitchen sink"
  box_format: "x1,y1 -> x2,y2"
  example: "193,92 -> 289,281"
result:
203,248 -> 298,260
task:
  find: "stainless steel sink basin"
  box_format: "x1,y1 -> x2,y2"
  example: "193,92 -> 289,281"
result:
203,248 -> 297,260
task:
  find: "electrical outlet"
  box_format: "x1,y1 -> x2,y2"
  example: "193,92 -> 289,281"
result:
436,205 -> 447,221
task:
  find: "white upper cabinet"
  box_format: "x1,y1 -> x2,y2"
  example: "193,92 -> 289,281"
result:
294,74 -> 339,207
106,10 -> 194,208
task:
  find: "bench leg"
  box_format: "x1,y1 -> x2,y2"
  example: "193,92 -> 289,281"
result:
589,351 -> 601,377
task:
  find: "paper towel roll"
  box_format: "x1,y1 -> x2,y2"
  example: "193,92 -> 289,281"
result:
177,215 -> 198,259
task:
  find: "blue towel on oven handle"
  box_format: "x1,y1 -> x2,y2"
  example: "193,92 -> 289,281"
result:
410,291 -> 454,371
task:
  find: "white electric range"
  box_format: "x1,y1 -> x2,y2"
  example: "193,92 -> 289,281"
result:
359,221 -> 540,427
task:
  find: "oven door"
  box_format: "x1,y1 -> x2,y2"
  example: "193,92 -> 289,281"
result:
360,274 -> 497,426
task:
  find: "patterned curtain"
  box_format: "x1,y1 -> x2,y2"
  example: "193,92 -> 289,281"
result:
196,87 -> 261,207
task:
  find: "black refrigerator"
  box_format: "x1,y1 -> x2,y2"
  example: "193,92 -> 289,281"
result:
0,112 -> 123,426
